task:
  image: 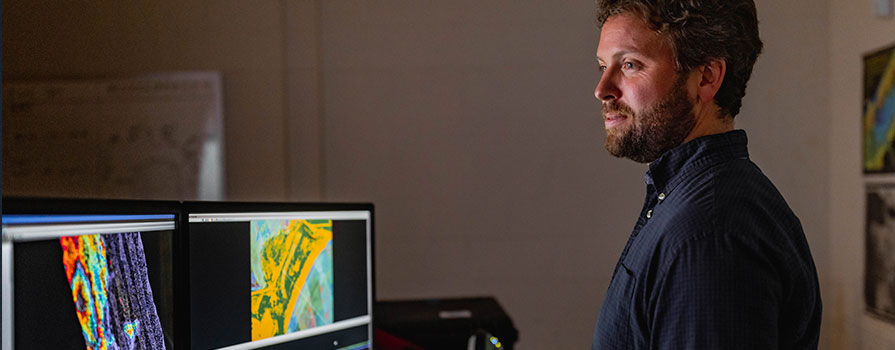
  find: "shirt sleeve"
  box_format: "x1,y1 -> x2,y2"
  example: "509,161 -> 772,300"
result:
647,232 -> 782,349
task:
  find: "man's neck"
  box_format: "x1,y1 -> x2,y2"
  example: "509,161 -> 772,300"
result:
683,117 -> 734,143
683,103 -> 735,143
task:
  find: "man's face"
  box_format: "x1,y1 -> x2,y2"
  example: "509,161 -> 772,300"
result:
595,13 -> 696,163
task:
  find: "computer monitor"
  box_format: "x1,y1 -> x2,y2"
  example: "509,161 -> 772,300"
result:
180,201 -> 374,350
1,197 -> 181,350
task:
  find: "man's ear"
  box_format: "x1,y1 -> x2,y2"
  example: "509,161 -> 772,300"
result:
696,59 -> 726,104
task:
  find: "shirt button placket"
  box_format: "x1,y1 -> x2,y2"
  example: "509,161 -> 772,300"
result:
646,193 -> 666,220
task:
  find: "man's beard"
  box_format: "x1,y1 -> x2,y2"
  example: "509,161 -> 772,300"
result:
603,75 -> 696,163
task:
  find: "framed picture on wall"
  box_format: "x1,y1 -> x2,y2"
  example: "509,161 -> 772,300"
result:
865,183 -> 895,322
862,44 -> 895,173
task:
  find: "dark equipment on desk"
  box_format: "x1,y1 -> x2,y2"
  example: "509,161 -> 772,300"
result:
374,297 -> 518,350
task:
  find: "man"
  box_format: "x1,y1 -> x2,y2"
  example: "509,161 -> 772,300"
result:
591,1 -> 822,349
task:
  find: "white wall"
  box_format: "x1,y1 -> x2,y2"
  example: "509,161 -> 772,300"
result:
828,1 -> 895,349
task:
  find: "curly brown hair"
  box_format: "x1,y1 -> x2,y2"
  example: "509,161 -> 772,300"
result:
596,0 -> 763,118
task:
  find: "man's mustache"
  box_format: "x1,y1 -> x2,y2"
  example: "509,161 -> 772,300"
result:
602,101 -> 634,116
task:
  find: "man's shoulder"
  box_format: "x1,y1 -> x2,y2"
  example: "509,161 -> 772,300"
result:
659,158 -> 800,248
710,158 -> 800,229
677,157 -> 792,215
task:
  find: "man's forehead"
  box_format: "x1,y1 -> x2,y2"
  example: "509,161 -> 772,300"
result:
596,13 -> 667,60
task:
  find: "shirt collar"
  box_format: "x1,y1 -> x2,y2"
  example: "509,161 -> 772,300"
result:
645,129 -> 750,195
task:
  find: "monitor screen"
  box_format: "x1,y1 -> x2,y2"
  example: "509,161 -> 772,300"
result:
181,202 -> 373,350
1,198 -> 180,350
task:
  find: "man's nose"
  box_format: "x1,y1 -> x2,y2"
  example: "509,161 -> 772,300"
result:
595,73 -> 619,101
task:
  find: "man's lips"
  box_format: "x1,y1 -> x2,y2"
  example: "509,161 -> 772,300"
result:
604,113 -> 628,129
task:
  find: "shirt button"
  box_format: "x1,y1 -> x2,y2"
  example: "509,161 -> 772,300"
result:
658,193 -> 666,201
646,209 -> 653,219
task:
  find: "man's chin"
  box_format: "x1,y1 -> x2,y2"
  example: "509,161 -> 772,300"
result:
604,136 -> 626,159
604,127 -> 624,143
605,135 -> 657,163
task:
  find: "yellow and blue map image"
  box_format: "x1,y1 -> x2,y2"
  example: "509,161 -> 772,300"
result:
250,219 -> 334,341
864,45 -> 895,172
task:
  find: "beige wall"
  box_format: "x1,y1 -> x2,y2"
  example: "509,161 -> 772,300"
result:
4,0 -> 894,349
320,2 -> 624,348
828,0 -> 895,349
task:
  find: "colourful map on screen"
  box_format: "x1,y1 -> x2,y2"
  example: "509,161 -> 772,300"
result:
60,232 -> 166,350
250,220 -> 334,341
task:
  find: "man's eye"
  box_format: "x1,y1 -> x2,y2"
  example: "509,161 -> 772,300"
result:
599,65 -> 607,72
624,62 -> 636,69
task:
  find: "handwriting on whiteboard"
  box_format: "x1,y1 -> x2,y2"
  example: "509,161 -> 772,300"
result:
2,72 -> 224,200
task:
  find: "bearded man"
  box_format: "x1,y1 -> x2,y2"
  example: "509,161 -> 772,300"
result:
591,0 -> 822,349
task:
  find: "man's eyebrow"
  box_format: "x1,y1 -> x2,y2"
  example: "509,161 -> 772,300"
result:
596,49 -> 636,63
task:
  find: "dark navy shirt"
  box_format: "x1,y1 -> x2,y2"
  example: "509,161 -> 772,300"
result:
592,130 -> 821,349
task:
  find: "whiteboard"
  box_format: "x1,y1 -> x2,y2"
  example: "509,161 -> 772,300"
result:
2,72 -> 225,200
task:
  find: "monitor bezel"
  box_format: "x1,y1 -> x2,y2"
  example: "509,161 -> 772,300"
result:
1,196 -> 183,350
178,200 -> 375,350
